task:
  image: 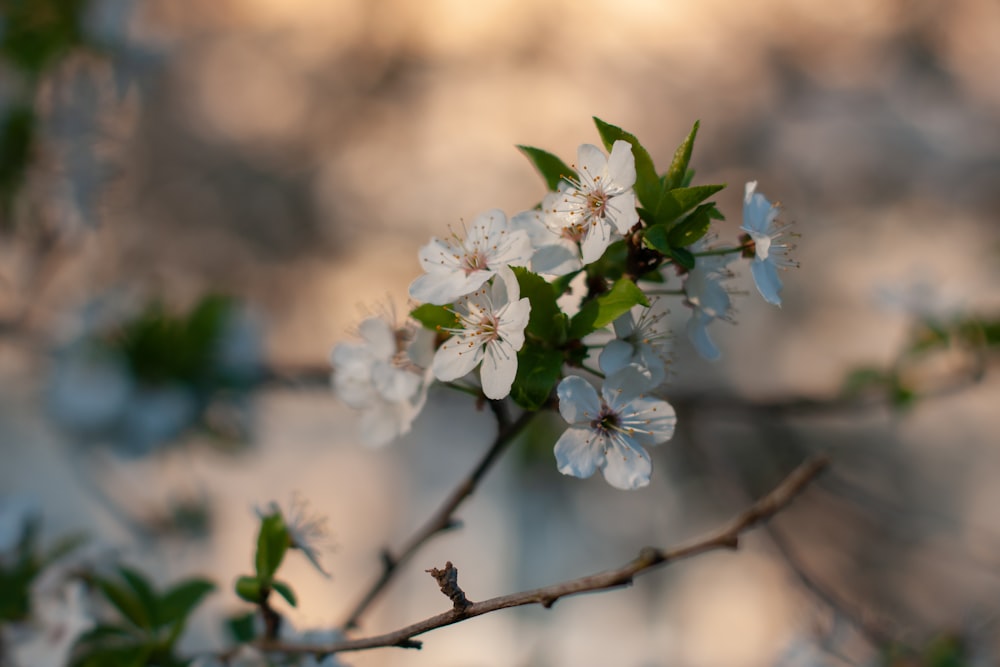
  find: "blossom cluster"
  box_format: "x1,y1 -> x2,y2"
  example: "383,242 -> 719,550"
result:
331,119 -> 796,490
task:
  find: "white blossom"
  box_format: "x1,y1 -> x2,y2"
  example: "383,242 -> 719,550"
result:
409,209 -> 533,305
684,243 -> 736,362
432,266 -> 531,400
742,181 -> 798,306
553,366 -> 676,490
510,207 -> 583,277
330,310 -> 432,447
545,141 -> 639,264
599,305 -> 671,386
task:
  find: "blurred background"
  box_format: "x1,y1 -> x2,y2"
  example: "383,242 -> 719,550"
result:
1,0 -> 999,665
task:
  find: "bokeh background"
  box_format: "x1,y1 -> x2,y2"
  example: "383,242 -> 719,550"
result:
2,0 -> 1000,665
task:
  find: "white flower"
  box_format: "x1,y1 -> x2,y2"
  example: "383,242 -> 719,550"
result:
432,266 -> 531,400
553,366 -> 676,490
255,496 -> 332,577
409,209 -> 533,305
9,580 -> 94,667
330,311 -> 432,447
741,181 -> 798,306
545,141 -> 640,264
510,208 -> 583,277
599,305 -> 671,386
684,244 -> 736,362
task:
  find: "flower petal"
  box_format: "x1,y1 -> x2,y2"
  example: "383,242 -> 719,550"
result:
686,312 -> 721,361
607,191 -> 639,234
357,317 -> 396,360
619,396 -> 676,448
481,338 -> 518,399
598,339 -> 635,377
554,427 -> 604,479
409,269 -> 492,305
576,143 -> 609,187
580,219 -> 613,264
556,375 -> 601,424
606,140 -> 637,188
600,440 -> 651,490
751,258 -> 784,307
432,336 -> 484,382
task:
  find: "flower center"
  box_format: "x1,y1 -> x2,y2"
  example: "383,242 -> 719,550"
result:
590,404 -> 620,435
586,189 -> 609,220
462,249 -> 489,275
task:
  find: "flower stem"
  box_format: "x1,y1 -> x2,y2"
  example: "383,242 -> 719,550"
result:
339,401 -> 537,630
693,245 -> 749,257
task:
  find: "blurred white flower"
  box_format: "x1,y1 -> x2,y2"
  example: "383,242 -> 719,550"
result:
684,243 -> 736,362
554,366 -> 676,490
599,305 -> 671,386
742,181 -> 798,307
432,266 -> 531,400
409,209 -> 533,305
545,140 -> 639,264
331,309 -> 432,447
9,580 -> 94,667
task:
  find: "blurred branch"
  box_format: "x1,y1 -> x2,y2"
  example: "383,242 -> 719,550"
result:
261,456 -> 829,655
339,400 -> 535,630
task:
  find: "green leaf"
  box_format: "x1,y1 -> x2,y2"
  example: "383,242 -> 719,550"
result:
667,247 -> 696,271
234,575 -> 262,604
663,121 -> 699,191
410,303 -> 455,331
512,266 -> 564,343
96,578 -> 150,631
592,117 -> 660,212
510,344 -> 564,410
642,225 -> 670,255
227,612 -> 257,643
568,279 -> 649,340
667,204 -> 714,248
118,567 -> 160,630
159,579 -> 216,629
517,145 -> 576,191
271,580 -> 298,608
255,512 -> 289,581
654,184 -> 725,227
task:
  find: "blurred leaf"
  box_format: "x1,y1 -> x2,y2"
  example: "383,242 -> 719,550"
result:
0,0 -> 87,75
667,247 -> 695,271
159,578 -> 215,629
568,278 -> 648,340
96,577 -> 150,630
0,106 -> 35,220
510,344 -> 563,410
517,145 -> 576,191
271,580 -> 297,608
118,566 -> 160,629
842,367 -> 887,396
662,121 -> 699,191
227,611 -> 257,643
410,303 -> 455,331
254,512 -> 288,581
550,269 -> 581,297
592,117 -> 660,212
234,575 -> 262,604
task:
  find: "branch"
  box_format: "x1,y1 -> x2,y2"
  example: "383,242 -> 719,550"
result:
339,401 -> 536,630
261,456 -> 829,656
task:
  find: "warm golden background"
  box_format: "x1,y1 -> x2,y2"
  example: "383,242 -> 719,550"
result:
4,0 -> 1000,665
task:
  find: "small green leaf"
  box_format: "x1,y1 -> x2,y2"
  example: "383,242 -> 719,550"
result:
654,184 -> 725,227
234,576 -> 262,604
550,270 -> 581,297
642,225 -> 670,255
96,578 -> 150,630
227,612 -> 257,643
667,247 -> 696,271
667,204 -> 714,248
271,580 -> 298,608
512,266 -> 564,343
568,279 -> 649,340
517,145 -> 576,191
410,303 -> 456,331
592,117 -> 660,212
510,344 -> 564,410
118,567 -> 159,630
663,121 -> 699,191
255,513 -> 289,581
159,579 -> 216,629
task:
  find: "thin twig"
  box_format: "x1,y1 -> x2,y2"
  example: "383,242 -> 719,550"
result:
261,456 -> 829,656
339,401 -> 536,630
